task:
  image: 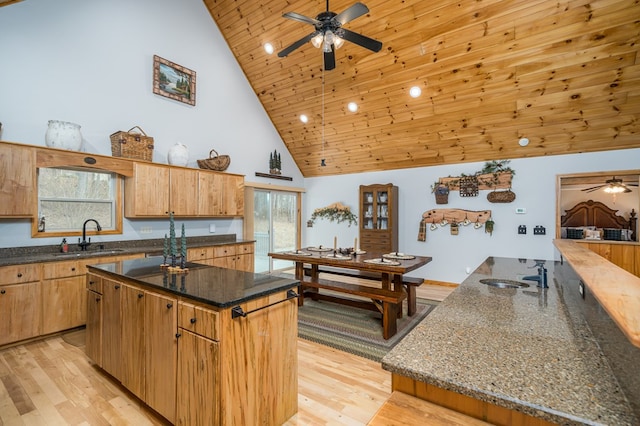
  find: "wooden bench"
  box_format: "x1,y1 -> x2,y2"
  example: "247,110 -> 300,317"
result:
303,265 -> 424,316
368,391 -> 491,426
299,277 -> 406,340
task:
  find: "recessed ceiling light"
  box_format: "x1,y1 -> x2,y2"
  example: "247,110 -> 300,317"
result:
264,43 -> 274,54
409,86 -> 422,98
519,137 -> 529,147
299,114 -> 308,123
347,102 -> 358,112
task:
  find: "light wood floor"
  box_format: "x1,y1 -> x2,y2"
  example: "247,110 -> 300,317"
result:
0,284 -> 454,426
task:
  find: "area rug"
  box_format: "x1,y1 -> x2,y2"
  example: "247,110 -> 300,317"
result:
297,297 -> 438,361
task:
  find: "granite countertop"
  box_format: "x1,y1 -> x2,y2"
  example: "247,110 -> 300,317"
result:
382,256 -> 637,426
88,257 -> 299,308
0,235 -> 253,267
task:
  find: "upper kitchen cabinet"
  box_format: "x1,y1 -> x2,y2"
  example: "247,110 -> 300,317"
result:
125,162 -> 244,218
0,143 -> 35,217
198,172 -> 244,217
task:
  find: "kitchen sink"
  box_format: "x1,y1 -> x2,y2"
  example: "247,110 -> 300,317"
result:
53,248 -> 127,258
479,279 -> 530,289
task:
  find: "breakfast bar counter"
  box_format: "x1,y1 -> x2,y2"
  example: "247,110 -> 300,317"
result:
382,256 -> 638,425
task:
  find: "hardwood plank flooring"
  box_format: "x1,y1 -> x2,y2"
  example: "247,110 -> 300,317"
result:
0,284 -> 454,425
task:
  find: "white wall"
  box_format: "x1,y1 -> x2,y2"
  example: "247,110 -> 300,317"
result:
0,0 -> 304,247
303,149 -> 640,284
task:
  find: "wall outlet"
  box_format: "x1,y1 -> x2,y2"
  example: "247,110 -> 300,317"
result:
534,225 -> 546,235
518,225 -> 527,235
209,224 -> 216,233
515,207 -> 526,214
140,226 -> 152,234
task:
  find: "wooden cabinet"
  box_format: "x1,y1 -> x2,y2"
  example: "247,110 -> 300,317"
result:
188,242 -> 254,272
198,172 -> 244,217
41,260 -> 85,334
0,143 -> 35,217
577,241 -> 640,277
101,277 -> 122,380
359,184 -> 398,253
125,162 -> 244,218
0,264 -> 41,346
85,274 -> 102,366
120,283 -> 145,399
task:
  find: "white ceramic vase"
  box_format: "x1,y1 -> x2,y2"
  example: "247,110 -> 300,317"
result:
45,120 -> 83,151
168,143 -> 189,166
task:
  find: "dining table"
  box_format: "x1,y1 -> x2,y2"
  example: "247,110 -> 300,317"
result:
269,247 -> 432,338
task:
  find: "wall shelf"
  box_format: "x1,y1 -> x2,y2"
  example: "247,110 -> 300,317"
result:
255,172 -> 292,181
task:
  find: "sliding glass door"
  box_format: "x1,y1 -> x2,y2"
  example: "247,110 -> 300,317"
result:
254,189 -> 299,273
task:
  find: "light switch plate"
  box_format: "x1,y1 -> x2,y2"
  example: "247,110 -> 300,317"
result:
209,224 -> 216,233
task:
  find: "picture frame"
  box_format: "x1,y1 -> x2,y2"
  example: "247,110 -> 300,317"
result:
153,55 -> 196,106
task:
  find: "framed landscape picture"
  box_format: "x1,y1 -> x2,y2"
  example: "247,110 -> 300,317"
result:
153,55 -> 196,106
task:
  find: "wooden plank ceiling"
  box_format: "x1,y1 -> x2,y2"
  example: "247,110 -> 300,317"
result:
208,0 -> 640,177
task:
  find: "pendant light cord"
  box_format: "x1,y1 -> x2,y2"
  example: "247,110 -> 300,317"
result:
321,58 -> 326,166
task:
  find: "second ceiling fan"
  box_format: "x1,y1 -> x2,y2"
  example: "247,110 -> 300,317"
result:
278,1 -> 382,70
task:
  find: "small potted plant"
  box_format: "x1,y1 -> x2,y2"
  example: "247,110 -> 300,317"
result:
431,182 -> 450,204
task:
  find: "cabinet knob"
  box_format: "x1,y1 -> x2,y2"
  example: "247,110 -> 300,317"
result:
0,289 -> 5,295
71,267 -> 76,272
17,273 -> 22,278
89,281 -> 95,286
190,318 -> 197,324
138,293 -> 144,299
96,297 -> 101,302
166,303 -> 173,309
114,285 -> 120,290
175,332 -> 181,338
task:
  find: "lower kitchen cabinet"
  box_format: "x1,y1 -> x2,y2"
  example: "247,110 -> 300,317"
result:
120,283 -> 145,400
101,277 -> 122,380
0,264 -> 41,346
176,329 -> 220,426
85,274 -> 102,366
187,242 -> 254,272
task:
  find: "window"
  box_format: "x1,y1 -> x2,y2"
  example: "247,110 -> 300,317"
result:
35,167 -> 122,237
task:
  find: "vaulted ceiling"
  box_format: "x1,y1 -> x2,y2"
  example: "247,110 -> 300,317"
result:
208,0 -> 639,177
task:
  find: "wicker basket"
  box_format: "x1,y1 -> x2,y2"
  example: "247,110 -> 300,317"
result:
110,126 -> 154,161
434,185 -> 449,205
197,149 -> 231,171
487,189 -> 516,203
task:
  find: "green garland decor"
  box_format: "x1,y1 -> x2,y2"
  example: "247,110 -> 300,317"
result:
309,202 -> 358,227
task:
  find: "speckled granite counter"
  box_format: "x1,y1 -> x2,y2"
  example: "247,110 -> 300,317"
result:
87,257 -> 298,308
0,234 -> 251,267
382,257 -> 638,425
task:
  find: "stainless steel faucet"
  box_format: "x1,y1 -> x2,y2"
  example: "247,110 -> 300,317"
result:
523,260 -> 548,288
79,219 -> 102,251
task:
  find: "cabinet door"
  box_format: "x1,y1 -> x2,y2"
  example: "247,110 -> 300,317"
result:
124,163 -> 170,217
176,329 -> 219,426
0,144 -> 35,217
0,282 -> 41,346
170,168 -> 198,216
221,174 -> 244,216
120,284 -> 145,400
85,288 -> 102,366
145,291 -> 178,423
41,275 -> 86,334
101,279 -> 122,380
235,253 -> 254,273
198,172 -> 244,216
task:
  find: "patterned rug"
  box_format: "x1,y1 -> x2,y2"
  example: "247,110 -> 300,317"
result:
297,297 -> 438,361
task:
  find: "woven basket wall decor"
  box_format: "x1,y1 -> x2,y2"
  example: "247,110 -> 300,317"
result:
197,149 -> 231,171
487,189 -> 516,203
434,185 -> 450,204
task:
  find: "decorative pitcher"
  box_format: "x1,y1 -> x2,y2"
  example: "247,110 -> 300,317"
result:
45,120 -> 83,151
168,142 -> 189,166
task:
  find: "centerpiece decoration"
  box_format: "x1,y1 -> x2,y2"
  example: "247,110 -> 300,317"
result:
161,212 -> 189,273
307,202 -> 358,227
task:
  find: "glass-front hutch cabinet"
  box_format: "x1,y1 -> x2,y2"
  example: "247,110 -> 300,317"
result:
359,183 -> 398,253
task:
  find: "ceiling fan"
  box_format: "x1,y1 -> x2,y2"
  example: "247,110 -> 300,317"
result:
277,1 -> 383,70
581,177 -> 639,193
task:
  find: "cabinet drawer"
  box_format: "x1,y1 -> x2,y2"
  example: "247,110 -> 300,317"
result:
42,260 -> 81,279
0,264 -> 40,284
178,301 -> 219,341
237,243 -> 254,255
86,274 -> 103,294
188,247 -> 214,262
213,245 -> 236,258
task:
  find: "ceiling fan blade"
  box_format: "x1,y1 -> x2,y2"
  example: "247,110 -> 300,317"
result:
335,2 -> 369,25
339,28 -> 382,52
278,32 -> 318,57
581,185 -> 604,192
324,46 -> 336,70
282,11 -> 319,26
624,188 -> 632,193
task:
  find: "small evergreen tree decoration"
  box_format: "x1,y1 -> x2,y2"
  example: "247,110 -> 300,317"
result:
162,234 -> 168,266
269,149 -> 282,175
180,223 -> 187,269
169,212 -> 177,267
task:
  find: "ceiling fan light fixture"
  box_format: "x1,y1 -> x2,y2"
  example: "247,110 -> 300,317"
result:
334,35 -> 345,49
604,185 -> 625,194
311,33 -> 324,48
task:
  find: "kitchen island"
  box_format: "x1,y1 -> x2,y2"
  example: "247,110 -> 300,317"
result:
382,256 -> 639,425
86,257 -> 299,425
